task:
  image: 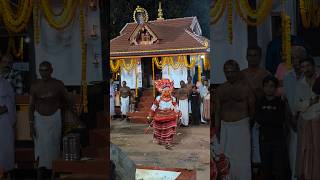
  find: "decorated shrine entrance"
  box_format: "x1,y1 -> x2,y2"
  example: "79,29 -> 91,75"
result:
110,5 -> 210,123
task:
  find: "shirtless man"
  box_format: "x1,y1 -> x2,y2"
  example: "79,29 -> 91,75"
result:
242,46 -> 270,100
178,80 -> 189,127
119,81 -> 130,120
29,61 -> 68,179
215,60 -> 255,180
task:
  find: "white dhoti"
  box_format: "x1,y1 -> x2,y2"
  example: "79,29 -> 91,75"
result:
289,128 -> 298,180
188,101 -> 192,113
179,99 -> 189,126
221,118 -> 252,180
200,102 -> 205,122
34,110 -> 62,169
110,96 -> 115,116
120,97 -> 129,115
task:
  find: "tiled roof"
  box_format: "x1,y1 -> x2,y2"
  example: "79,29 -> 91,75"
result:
110,17 -> 210,57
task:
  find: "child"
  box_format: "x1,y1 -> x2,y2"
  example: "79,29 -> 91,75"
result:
189,85 -> 201,125
255,75 -> 289,180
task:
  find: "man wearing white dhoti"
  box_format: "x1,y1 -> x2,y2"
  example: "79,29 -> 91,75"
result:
0,77 -> 16,177
29,61 -> 68,179
110,79 -> 115,118
215,60 -> 255,180
178,80 -> 189,126
283,45 -> 306,180
119,81 -> 130,120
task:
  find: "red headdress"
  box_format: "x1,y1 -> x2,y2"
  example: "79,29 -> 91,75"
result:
154,79 -> 174,92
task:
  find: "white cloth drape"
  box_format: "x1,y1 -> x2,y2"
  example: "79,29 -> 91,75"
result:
120,59 -> 142,89
162,57 -> 188,88
35,4 -> 103,85
211,7 -> 248,84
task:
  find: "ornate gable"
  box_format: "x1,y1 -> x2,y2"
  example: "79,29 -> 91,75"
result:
129,24 -> 158,45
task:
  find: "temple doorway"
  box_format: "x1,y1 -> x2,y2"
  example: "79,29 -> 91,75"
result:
141,57 -> 161,89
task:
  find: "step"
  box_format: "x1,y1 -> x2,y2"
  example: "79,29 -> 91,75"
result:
128,116 -> 148,124
127,112 -> 149,117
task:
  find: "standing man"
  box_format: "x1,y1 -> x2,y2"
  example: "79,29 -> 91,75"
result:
0,77 -> 16,178
293,57 -> 320,180
0,54 -> 23,95
186,76 -> 193,116
119,81 -> 130,120
215,60 -> 255,180
283,46 -> 306,180
242,46 -> 270,100
29,61 -> 68,179
178,80 -> 189,127
242,46 -> 270,166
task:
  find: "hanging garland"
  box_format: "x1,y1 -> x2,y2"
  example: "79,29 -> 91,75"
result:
198,55 -> 202,82
211,0 -> 274,44
33,0 -> 40,44
299,0 -> 320,28
203,55 -> 210,70
40,0 -> 78,30
79,0 -> 87,113
282,13 -> 292,69
121,59 -> 137,72
182,56 -> 197,68
110,59 -> 122,72
0,0 -> 33,33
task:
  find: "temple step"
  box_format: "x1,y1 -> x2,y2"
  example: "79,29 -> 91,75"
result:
127,111 -> 149,117
128,116 -> 148,124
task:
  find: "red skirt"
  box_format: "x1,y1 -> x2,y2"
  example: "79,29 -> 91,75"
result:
153,110 -> 178,144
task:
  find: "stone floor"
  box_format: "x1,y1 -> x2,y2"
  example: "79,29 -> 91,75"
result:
110,119 -> 210,179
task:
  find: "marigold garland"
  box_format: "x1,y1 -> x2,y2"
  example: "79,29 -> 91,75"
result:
282,13 -> 292,69
0,0 -> 33,33
79,0 -> 87,113
299,0 -> 320,28
33,0 -> 40,44
40,0 -> 78,30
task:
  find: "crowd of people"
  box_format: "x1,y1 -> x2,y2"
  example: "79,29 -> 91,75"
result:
212,45 -> 320,180
110,75 -> 211,126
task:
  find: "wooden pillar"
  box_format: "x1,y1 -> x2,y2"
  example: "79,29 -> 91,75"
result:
100,0 -> 109,81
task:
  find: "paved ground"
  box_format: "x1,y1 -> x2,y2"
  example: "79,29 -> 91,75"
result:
110,119 -> 210,179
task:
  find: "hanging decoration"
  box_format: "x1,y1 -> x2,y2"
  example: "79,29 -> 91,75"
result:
0,0 -> 34,33
299,0 -> 320,28
211,0 -> 274,43
152,58 -> 156,97
6,36 -> 24,59
40,0 -> 78,30
110,59 -> 138,72
79,0 -> 88,113
33,0 -> 40,44
203,54 -> 210,70
282,13 -> 292,69
198,55 -> 202,82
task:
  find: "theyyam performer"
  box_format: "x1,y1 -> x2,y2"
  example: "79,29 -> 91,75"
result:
148,79 -> 181,149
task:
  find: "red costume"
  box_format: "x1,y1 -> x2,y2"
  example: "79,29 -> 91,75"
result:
150,79 -> 180,146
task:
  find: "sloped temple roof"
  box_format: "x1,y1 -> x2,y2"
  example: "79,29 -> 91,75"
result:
110,17 -> 210,58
